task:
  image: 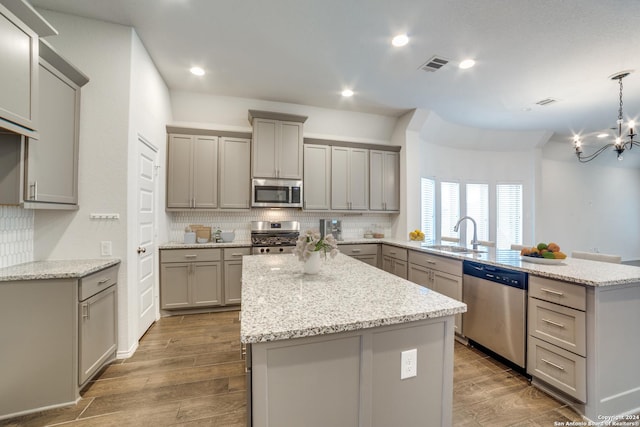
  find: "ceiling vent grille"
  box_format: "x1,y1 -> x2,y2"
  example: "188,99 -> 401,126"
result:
420,56 -> 449,72
535,98 -> 558,106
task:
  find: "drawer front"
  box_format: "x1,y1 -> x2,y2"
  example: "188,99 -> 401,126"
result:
223,247 -> 251,261
408,250 -> 462,276
529,276 -> 586,311
529,297 -> 586,356
381,244 -> 407,261
527,336 -> 586,402
161,248 -> 221,263
80,265 -> 118,301
340,244 -> 379,256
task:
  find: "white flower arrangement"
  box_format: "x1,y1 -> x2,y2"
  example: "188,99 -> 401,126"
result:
293,229 -> 340,261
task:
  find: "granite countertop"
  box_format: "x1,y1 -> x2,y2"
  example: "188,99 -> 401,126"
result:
0,259 -> 121,282
159,240 -> 252,249
240,253 -> 467,344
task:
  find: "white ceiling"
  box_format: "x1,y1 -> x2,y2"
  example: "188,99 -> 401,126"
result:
30,0 -> 640,143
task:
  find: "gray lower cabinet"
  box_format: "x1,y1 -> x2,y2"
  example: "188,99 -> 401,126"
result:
24,40 -> 88,208
223,247 -> 250,305
381,244 -> 408,279
78,266 -> 118,386
160,247 -> 248,309
339,243 -> 379,268
407,251 -> 463,334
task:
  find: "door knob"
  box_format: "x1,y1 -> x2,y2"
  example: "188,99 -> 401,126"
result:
137,247 -> 146,254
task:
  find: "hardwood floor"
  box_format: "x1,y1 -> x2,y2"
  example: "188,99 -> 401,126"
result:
2,311 -> 585,426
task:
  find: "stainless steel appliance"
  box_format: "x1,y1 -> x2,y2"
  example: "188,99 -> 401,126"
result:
251,178 -> 303,208
250,221 -> 300,254
319,219 -> 342,241
462,260 -> 528,369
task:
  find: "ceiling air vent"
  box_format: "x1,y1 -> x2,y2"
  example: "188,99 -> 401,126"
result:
419,56 -> 449,72
535,98 -> 558,106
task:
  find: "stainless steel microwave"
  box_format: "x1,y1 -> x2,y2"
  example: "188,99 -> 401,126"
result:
251,178 -> 303,208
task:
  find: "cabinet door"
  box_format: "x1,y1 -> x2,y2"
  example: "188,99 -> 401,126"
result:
331,146 -> 350,210
219,137 -> 250,209
160,262 -> 190,308
193,136 -> 218,209
252,118 -> 278,178
0,5 -> 38,133
167,134 -> 193,208
224,259 -> 243,305
393,259 -> 408,280
433,271 -> 462,333
383,151 -> 400,211
79,286 -> 117,385
25,61 -> 79,204
369,150 -> 384,211
408,263 -> 432,288
352,254 -> 378,268
278,121 -> 303,179
349,148 -> 369,210
382,256 -> 394,275
192,262 -> 222,307
303,144 -> 331,210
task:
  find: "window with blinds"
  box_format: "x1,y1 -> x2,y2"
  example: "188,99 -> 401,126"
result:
420,178 -> 435,243
496,184 -> 523,249
441,181 -> 460,239
466,183 -> 489,241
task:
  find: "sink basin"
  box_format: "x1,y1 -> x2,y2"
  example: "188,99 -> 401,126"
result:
422,244 -> 486,254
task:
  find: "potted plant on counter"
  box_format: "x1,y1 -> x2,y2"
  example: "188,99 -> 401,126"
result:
293,229 -> 339,274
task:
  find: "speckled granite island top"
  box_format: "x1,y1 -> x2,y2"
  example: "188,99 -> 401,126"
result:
240,253 -> 467,344
0,259 -> 120,282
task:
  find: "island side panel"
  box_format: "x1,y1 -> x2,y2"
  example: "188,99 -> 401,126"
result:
251,316 -> 455,427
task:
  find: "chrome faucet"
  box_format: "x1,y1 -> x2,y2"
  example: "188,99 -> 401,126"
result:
453,216 -> 479,250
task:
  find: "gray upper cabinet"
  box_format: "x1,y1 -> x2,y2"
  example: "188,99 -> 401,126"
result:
303,143 -> 331,210
24,40 -> 88,208
249,110 -> 306,179
369,150 -> 399,212
219,136 -> 250,209
167,134 -> 218,209
331,146 -> 368,211
0,3 -> 38,136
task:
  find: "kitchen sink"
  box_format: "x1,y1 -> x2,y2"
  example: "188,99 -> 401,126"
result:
422,244 -> 486,254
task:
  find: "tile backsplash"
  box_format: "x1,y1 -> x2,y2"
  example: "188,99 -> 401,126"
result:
168,210 -> 394,242
0,206 -> 34,268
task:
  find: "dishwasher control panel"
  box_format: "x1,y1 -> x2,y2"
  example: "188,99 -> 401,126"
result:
463,260 -> 528,290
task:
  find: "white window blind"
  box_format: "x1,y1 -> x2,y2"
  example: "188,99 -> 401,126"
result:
420,178 -> 435,243
496,184 -> 523,249
441,181 -> 460,239
466,183 -> 489,241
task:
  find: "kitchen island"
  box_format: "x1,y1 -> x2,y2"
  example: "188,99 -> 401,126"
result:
240,253 -> 466,427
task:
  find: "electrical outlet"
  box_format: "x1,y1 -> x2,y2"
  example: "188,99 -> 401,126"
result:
101,241 -> 112,256
401,348 -> 417,380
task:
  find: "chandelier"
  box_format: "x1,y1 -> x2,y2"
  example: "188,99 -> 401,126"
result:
573,71 -> 638,163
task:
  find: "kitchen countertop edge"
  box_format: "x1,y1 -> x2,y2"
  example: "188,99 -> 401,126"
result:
0,259 -> 121,282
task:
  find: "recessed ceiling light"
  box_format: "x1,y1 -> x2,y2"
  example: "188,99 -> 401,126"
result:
190,66 -> 205,76
597,133 -> 609,138
391,34 -> 409,47
459,59 -> 475,69
341,89 -> 354,97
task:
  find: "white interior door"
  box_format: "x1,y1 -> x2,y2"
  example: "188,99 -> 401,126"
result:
137,137 -> 158,338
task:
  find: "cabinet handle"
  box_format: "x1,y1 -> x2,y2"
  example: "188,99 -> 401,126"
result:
184,255 -> 197,259
231,253 -> 243,257
82,303 -> 89,320
29,181 -> 38,200
351,249 -> 361,253
541,358 -> 565,371
541,318 -> 565,328
390,251 -> 397,255
540,288 -> 564,296
426,260 -> 436,265
98,278 -> 110,285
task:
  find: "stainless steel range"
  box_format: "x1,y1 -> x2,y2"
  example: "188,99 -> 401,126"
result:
250,221 -> 300,255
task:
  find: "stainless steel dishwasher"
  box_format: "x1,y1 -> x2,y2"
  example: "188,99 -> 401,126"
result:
462,260 -> 528,369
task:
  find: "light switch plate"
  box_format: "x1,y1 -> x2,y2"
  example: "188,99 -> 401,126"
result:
401,348 -> 417,380
101,241 -> 112,256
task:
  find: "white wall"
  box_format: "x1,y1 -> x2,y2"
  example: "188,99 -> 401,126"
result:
125,30 -> 172,350
538,143 -> 640,260
170,91 -> 397,144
